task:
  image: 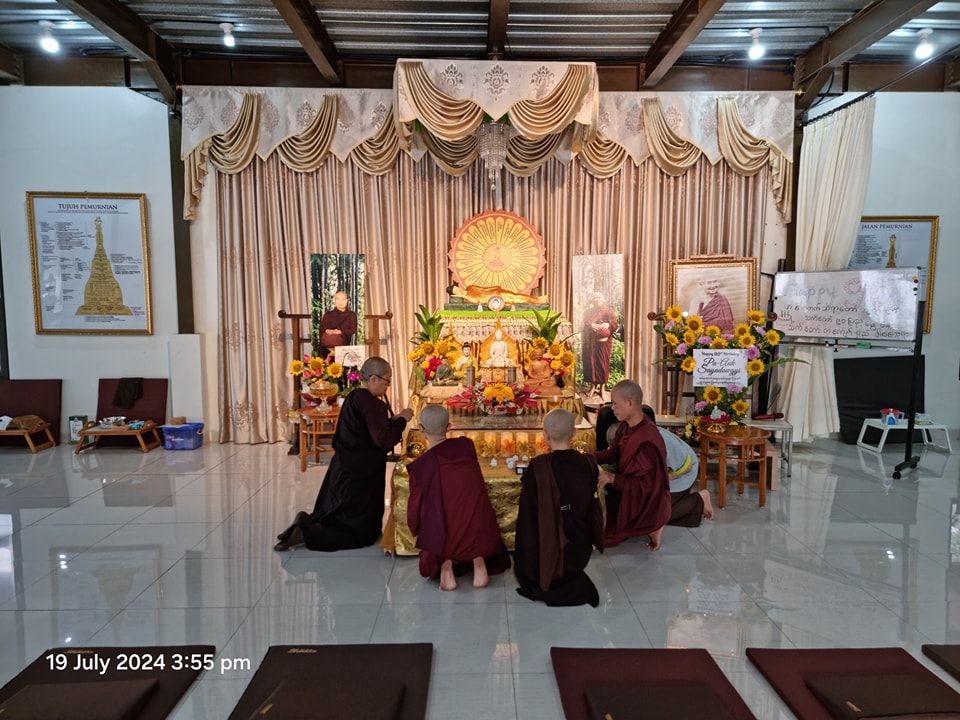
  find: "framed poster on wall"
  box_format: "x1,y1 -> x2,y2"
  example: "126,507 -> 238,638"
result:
27,192 -> 152,335
849,216 -> 938,333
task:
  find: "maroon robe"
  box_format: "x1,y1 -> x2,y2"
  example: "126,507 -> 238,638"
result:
581,304 -> 618,385
319,307 -> 358,351
593,416 -> 671,546
407,437 -> 510,579
697,293 -> 735,332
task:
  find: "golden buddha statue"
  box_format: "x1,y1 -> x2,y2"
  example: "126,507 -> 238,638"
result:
525,348 -> 558,394
447,284 -> 547,306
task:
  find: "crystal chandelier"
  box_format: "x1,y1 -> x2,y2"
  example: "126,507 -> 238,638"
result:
476,121 -> 512,190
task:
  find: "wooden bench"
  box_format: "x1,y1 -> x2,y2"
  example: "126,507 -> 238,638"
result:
75,378 -> 168,452
75,419 -> 162,454
0,420 -> 57,453
0,379 -> 62,452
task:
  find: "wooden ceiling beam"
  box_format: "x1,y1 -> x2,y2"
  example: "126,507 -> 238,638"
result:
487,0 -> 510,59
794,0 -> 939,112
0,43 -> 23,82
270,0 -> 341,85
55,0 -> 178,103
642,0 -> 727,88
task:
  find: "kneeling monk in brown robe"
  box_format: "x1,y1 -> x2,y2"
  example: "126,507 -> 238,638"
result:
407,405 -> 511,590
515,409 -> 606,607
593,380 -> 671,550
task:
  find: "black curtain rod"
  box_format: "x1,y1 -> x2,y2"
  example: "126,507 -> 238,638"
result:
802,43 -> 960,127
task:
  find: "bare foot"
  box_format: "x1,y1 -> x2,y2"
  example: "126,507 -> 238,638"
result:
440,560 -> 457,591
472,557 -> 489,588
647,526 -> 664,551
699,489 -> 714,520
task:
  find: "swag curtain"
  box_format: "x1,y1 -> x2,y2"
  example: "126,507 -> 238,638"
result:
184,83 -> 790,444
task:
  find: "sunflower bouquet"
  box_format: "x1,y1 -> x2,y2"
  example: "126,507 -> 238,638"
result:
446,382 -> 538,415
654,305 -> 800,427
289,354 -> 346,404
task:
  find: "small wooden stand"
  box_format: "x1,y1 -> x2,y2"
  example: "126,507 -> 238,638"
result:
75,420 -> 162,454
0,422 -> 57,453
299,405 -> 340,471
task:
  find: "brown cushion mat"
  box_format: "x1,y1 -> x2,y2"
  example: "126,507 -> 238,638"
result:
0,645 -> 215,720
247,677 -> 406,720
228,644 -> 433,720
804,673 -> 960,719
923,646 -> 960,684
584,683 -> 737,720
0,678 -> 158,720
746,647 -> 952,720
550,647 -> 756,720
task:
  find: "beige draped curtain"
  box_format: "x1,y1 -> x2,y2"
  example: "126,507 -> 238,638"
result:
186,88 -> 788,443
781,98 -> 876,442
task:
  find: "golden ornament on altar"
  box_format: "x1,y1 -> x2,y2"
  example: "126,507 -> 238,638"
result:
308,380 -> 338,400
448,211 -> 546,295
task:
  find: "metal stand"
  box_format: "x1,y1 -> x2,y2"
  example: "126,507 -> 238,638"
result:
894,300 -> 925,480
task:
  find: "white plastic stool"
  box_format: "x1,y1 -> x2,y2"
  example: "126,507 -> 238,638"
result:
856,418 -> 953,454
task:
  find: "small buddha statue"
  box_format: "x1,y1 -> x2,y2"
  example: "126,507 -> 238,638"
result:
484,329 -> 513,368
525,348 -> 558,394
453,342 -> 476,377
431,357 -> 457,386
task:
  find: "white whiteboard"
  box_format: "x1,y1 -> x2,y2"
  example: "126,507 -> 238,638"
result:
773,268 -> 920,341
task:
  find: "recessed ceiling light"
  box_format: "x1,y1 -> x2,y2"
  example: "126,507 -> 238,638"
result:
39,20 -> 60,54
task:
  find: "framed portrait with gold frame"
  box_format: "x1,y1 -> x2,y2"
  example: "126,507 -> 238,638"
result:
27,191 -> 152,335
668,256 -> 758,331
849,216 -> 938,333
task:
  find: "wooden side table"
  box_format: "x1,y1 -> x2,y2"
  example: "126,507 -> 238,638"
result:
299,405 -> 340,472
698,425 -> 771,508
75,420 -> 161,454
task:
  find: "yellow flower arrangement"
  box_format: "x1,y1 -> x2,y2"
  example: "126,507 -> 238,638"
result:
654,304 -> 802,428
448,382 -> 536,415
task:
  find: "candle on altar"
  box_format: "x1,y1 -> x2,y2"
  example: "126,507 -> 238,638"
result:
516,432 -> 529,457
500,432 -> 515,455
466,432 -> 481,453
535,432 -> 549,454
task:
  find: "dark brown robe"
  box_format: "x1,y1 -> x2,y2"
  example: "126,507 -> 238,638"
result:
407,437 -> 510,579
581,305 -> 618,385
318,307 -> 358,351
301,388 -> 406,551
514,450 -> 604,607
593,416 -> 671,546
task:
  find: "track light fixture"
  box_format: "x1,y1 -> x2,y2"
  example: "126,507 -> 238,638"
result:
39,20 -> 59,54
915,28 -> 933,60
220,22 -> 236,48
748,28 -> 765,60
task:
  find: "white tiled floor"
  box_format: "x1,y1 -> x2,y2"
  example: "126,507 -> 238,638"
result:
1,436 -> 958,719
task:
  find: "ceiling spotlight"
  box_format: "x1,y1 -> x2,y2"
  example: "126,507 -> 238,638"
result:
748,28 -> 765,60
220,22 -> 236,48
38,20 -> 59,54
915,28 -> 933,60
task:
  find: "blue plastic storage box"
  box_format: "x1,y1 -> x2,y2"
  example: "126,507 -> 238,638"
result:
162,422 -> 204,450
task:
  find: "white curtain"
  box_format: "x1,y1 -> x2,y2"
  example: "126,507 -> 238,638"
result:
782,97 -> 876,441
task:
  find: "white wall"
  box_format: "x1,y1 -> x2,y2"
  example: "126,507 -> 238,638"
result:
0,87 -> 179,430
810,93 -> 960,430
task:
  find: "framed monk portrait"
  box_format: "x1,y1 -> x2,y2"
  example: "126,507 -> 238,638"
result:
668,256 -> 758,332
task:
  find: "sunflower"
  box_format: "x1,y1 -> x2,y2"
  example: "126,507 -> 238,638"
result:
733,323 -> 751,337
710,337 -> 728,349
732,399 -> 750,416
560,351 -> 576,366
665,305 -> 683,322
683,330 -> 698,345
705,325 -> 721,338
765,330 -> 781,346
748,309 -> 766,324
420,341 -> 435,355
325,362 -> 344,379
407,349 -> 423,362
703,386 -> 722,404
435,340 -> 450,357
680,356 -> 696,373
533,337 -> 549,351
664,332 -> 680,346
738,333 -> 756,347
685,316 -> 704,333
446,352 -> 459,365
289,359 -> 304,376
747,358 -> 766,376
550,359 -> 562,371
308,356 -> 325,372
548,342 -> 562,357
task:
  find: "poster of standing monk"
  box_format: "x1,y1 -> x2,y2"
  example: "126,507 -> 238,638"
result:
572,254 -> 624,404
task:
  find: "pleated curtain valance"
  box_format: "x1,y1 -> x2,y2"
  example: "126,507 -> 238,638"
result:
180,67 -> 794,221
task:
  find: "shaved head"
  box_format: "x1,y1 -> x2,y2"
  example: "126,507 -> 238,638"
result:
419,405 -> 450,436
612,380 -> 643,405
543,408 -> 575,443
